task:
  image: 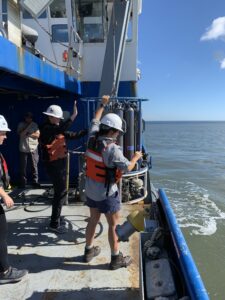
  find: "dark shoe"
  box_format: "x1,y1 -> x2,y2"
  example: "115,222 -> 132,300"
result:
83,246 -> 101,263
60,216 -> 67,226
0,266 -> 28,284
18,184 -> 26,189
109,252 -> 132,270
32,182 -> 41,188
49,225 -> 68,234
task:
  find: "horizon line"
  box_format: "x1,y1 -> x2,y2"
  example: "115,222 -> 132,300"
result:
145,120 -> 225,122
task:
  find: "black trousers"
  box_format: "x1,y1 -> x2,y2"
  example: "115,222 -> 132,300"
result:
45,159 -> 67,228
0,204 -> 9,272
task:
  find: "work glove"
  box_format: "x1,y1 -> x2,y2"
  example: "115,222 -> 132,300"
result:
74,129 -> 88,139
77,129 -> 88,138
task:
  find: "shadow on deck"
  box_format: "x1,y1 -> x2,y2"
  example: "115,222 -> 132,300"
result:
27,287 -> 139,300
1,188 -> 140,300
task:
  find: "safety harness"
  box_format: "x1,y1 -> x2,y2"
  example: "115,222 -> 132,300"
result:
45,134 -> 67,162
86,136 -> 122,194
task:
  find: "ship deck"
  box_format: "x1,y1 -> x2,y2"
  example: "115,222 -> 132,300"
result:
1,188 -> 140,300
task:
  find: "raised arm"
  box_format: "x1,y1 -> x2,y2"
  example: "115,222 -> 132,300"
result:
95,95 -> 110,121
70,100 -> 78,122
17,122 -> 32,136
127,151 -> 143,172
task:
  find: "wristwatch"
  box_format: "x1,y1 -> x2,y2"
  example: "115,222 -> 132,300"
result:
100,103 -> 106,108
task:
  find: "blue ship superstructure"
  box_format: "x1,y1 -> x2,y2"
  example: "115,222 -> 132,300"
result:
0,0 -> 141,181
0,1 -> 209,299
0,33 -> 83,180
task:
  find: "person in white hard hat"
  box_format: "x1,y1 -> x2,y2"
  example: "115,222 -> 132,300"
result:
0,115 -> 28,284
40,101 -> 87,234
83,95 -> 142,270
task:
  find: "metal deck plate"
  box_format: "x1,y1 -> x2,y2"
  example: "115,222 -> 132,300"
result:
1,188 -> 140,300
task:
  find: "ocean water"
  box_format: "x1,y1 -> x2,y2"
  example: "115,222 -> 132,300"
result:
144,121 -> 225,300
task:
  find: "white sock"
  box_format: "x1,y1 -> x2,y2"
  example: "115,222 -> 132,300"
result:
85,244 -> 93,250
111,250 -> 120,256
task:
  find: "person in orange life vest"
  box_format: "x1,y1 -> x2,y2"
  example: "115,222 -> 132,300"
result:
0,115 -> 28,284
83,95 -> 142,270
40,101 -> 87,234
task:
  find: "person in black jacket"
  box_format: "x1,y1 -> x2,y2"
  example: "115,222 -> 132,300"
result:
0,115 -> 28,284
40,101 -> 87,234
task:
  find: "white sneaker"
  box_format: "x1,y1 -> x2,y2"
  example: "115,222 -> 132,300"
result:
49,225 -> 68,234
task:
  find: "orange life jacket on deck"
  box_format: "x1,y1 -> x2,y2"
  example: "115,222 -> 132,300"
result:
85,137 -> 122,184
45,134 -> 67,162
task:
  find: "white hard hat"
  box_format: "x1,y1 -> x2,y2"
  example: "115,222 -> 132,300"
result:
101,113 -> 123,132
43,105 -> 64,119
0,115 -> 11,131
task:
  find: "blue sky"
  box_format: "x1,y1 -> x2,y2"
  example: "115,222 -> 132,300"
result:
139,0 -> 225,121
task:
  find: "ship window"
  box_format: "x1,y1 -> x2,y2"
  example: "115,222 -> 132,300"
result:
74,0 -> 105,43
2,0 -> 7,13
126,20 -> 133,42
22,9 -> 47,19
2,0 -> 7,22
83,17 -> 104,43
50,0 -> 66,18
52,24 -> 68,42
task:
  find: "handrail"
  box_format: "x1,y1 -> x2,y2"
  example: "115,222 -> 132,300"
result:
66,26 -> 83,77
159,189 -> 209,300
80,97 -> 149,102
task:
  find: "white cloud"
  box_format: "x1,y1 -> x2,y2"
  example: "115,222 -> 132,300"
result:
220,58 -> 225,69
201,17 -> 225,41
137,60 -> 142,66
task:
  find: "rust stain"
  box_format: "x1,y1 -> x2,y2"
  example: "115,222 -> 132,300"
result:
129,232 -> 140,289
120,203 -> 142,289
42,291 -> 56,300
122,202 -> 147,290
79,271 -> 86,279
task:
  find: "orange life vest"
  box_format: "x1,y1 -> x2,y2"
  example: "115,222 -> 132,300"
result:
0,153 -> 10,189
85,137 -> 122,184
45,134 -> 67,162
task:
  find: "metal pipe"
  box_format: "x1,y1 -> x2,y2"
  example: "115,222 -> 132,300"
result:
65,152 -> 70,205
114,102 -> 124,149
138,99 -> 142,151
124,105 -> 135,160
0,0 -> 2,25
122,165 -> 148,177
